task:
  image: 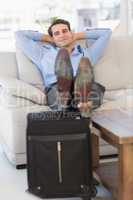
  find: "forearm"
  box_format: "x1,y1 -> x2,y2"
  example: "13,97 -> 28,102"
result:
74,28 -> 112,41
85,28 -> 112,40
83,28 -> 112,65
41,34 -> 53,43
74,32 -> 86,40
15,30 -> 44,42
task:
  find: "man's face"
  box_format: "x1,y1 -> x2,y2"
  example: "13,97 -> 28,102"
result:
51,24 -> 73,47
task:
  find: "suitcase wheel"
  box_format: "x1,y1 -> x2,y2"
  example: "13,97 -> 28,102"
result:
82,197 -> 91,200
91,186 -> 97,197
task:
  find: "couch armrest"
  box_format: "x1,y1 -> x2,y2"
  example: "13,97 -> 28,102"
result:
0,93 -> 36,108
0,77 -> 46,105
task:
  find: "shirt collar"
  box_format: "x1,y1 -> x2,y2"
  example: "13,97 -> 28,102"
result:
72,44 -> 83,56
55,43 -> 82,55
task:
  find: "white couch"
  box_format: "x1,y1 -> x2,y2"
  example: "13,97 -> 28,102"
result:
0,50 -> 51,168
0,35 -> 133,167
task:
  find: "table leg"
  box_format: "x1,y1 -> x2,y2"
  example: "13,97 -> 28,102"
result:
118,143 -> 133,200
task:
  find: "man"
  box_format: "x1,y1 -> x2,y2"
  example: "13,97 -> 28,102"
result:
15,19 -> 112,117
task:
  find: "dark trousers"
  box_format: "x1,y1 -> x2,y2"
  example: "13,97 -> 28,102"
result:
46,81 -> 105,112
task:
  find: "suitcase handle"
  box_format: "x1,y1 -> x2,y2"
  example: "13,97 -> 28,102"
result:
57,142 -> 62,183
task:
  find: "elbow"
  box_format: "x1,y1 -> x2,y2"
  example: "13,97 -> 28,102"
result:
102,28 -> 112,41
106,28 -> 112,37
14,31 -> 20,43
15,30 -> 27,37
15,31 -> 19,38
14,30 -> 28,42
108,28 -> 112,35
15,30 -> 23,40
101,28 -> 112,36
15,30 -> 22,35
106,28 -> 112,33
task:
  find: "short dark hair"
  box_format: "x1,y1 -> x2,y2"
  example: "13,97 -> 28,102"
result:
48,19 -> 71,37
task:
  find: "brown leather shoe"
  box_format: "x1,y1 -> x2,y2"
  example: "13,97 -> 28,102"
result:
54,48 -> 73,108
55,48 -> 73,92
74,57 -> 94,117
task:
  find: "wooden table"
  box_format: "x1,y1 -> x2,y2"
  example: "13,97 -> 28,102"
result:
92,109 -> 133,200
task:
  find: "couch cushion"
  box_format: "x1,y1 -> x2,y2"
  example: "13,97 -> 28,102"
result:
0,105 -> 51,154
0,52 -> 18,78
98,97 -> 133,110
0,77 -> 46,105
0,93 -> 35,108
98,89 -> 133,111
16,48 -> 44,91
94,36 -> 133,90
104,89 -> 133,100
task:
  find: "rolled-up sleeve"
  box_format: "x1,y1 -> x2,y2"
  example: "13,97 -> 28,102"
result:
83,28 -> 112,65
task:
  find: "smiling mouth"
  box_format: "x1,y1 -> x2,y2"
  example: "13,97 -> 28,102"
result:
59,39 -> 67,42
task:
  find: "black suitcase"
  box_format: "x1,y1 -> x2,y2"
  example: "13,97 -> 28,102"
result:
26,111 -> 96,199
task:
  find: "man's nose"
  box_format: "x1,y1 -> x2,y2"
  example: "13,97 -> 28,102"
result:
59,31 -> 65,37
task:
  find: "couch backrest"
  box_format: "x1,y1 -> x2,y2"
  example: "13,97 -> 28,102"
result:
1,36 -> 133,91
0,52 -> 18,78
16,48 -> 44,91
95,35 -> 133,90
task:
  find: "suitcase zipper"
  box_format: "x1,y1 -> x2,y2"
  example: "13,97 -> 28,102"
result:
57,141 -> 62,183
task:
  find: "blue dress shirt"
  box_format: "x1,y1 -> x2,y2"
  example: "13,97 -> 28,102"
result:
15,28 -> 112,87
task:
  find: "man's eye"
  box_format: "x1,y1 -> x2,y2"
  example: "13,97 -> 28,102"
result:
62,29 -> 68,33
53,31 -> 60,36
